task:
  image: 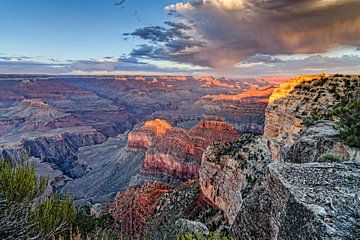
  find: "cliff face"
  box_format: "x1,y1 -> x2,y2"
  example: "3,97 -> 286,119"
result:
0,127 -> 106,178
197,75 -> 360,239
196,86 -> 277,134
233,162 -> 360,240
264,74 -> 360,161
109,181 -> 172,238
128,119 -> 240,179
200,135 -> 271,224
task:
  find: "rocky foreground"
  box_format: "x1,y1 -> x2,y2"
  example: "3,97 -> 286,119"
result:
110,74 -> 360,239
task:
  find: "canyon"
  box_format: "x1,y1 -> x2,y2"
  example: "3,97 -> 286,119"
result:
0,75 -> 281,203
1,74 -> 359,239
109,74 -> 360,239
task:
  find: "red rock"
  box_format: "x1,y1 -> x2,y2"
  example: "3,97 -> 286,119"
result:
128,119 -> 240,179
109,181 -> 172,237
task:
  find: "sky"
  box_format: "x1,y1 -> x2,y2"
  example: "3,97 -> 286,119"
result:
0,0 -> 359,77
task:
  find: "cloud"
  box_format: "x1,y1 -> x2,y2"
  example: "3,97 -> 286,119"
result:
132,0 -> 360,69
0,60 -> 72,74
0,55 -> 207,75
232,54 -> 360,77
0,53 -> 358,77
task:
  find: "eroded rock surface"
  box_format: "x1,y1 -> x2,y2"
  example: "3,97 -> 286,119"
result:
233,162 -> 360,240
264,74 -> 360,161
129,119 -> 240,179
200,135 -> 271,224
287,121 -> 359,163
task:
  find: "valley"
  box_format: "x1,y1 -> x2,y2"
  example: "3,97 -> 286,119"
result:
0,75 -> 282,203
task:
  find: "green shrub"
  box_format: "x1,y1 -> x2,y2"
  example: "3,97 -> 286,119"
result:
177,231 -> 232,240
303,114 -> 321,127
0,157 -> 118,239
0,160 -> 48,203
317,154 -> 342,163
334,100 -> 360,148
74,205 -> 117,239
32,195 -> 77,234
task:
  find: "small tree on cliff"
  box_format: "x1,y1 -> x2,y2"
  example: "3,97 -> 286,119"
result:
334,100 -> 360,148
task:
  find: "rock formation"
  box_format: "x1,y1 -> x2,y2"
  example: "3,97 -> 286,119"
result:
200,135 -> 271,224
128,119 -> 240,179
109,181 -> 172,238
0,75 -> 284,199
264,74 -> 360,161
197,86 -> 277,133
287,121 -> 360,163
233,162 -> 360,240
196,74 -> 360,239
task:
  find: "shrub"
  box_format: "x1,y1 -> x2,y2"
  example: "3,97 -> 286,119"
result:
303,114 -> 321,127
317,154 -> 342,163
177,231 -> 232,240
0,160 -> 48,203
74,205 -> 117,240
334,100 -> 360,148
32,195 -> 77,234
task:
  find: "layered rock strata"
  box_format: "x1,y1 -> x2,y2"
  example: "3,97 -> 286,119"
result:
128,119 -> 240,179
264,74 -> 360,161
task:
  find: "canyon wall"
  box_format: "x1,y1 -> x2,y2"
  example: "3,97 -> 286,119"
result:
128,119 -> 240,180
264,74 -> 360,162
196,74 -> 360,239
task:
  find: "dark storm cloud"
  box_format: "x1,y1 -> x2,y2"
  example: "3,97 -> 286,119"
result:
141,0 -> 360,68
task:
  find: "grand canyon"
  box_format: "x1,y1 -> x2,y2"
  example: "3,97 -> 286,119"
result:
1,74 -> 359,239
1,0 -> 360,239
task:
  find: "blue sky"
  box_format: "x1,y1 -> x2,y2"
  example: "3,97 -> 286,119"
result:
0,0 -> 177,61
0,0 -> 359,77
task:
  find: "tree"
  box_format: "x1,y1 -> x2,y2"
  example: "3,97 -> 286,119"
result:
334,100 -> 360,148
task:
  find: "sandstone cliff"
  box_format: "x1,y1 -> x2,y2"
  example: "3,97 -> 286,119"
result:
200,135 -> 271,224
128,119 -> 240,179
197,74 -> 360,239
264,74 -> 360,162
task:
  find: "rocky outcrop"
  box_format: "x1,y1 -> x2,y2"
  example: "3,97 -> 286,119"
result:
196,75 -> 360,238
146,180 -> 226,240
232,162 -> 360,240
287,121 -> 359,163
200,135 -> 271,224
197,86 -> 277,134
264,74 -> 360,161
175,219 -> 210,236
128,119 -> 240,179
109,181 -> 172,238
0,127 -> 106,177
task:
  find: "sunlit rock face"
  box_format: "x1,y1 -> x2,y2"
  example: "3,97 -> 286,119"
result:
200,135 -> 271,224
196,86 -> 277,133
109,181 -> 172,238
264,74 -> 360,161
128,119 -> 240,179
195,75 -> 360,238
